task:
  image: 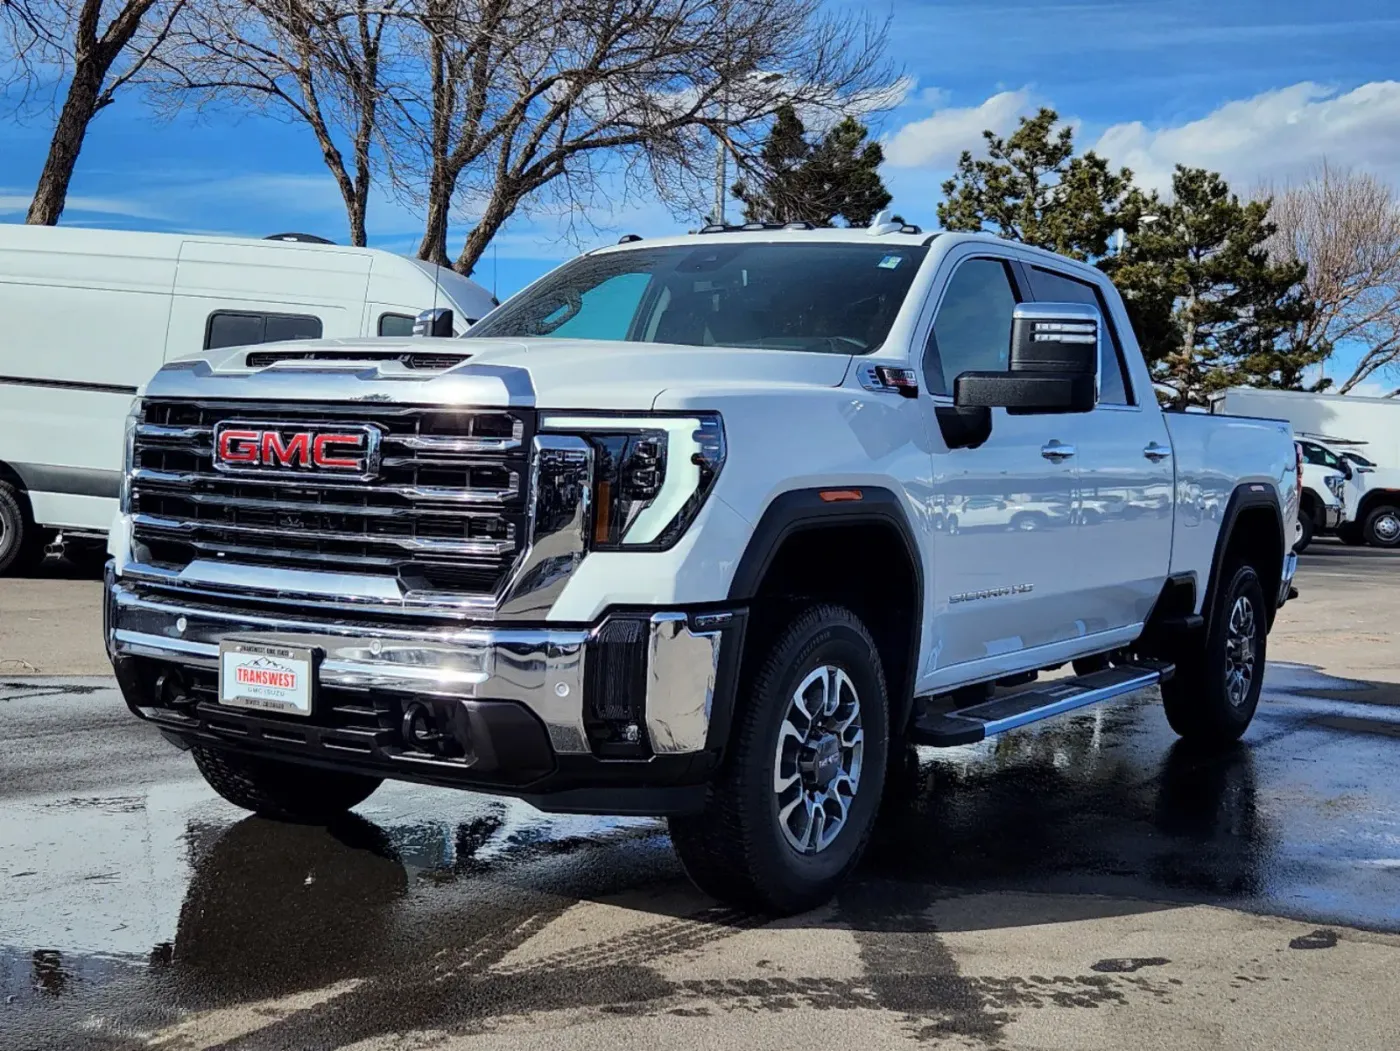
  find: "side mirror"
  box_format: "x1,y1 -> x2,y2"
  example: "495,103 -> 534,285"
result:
953,302 -> 1101,415
1339,459 -> 1354,480
412,307 -> 454,337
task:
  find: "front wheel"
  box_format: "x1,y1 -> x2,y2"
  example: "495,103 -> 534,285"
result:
1160,561 -> 1267,746
1364,504 -> 1400,548
0,482 -> 44,576
669,604 -> 889,915
1294,511 -> 1314,553
192,746 -> 381,822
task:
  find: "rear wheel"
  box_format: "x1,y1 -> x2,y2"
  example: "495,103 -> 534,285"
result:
1295,511 -> 1314,553
669,604 -> 889,914
0,482 -> 43,576
192,746 -> 381,822
1363,504 -> 1400,548
1337,521 -> 1366,546
1160,561 -> 1266,746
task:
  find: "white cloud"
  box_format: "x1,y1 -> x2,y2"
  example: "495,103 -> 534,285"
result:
881,89 -> 1035,169
0,190 -> 169,221
1093,81 -> 1400,193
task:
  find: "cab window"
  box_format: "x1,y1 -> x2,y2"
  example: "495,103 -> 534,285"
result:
1025,266 -> 1134,406
924,258 -> 1019,397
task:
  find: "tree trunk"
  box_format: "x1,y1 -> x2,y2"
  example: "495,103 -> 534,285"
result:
25,63 -> 106,226
348,191 -> 368,248
453,192 -> 516,276
418,180 -> 451,265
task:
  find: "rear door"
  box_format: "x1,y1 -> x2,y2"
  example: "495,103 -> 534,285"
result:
1023,262 -> 1173,635
923,250 -> 1084,681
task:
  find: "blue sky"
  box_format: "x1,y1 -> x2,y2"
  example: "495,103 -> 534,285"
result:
4,0 -> 1400,383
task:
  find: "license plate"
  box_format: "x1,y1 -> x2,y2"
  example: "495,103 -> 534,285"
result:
218,641 -> 315,716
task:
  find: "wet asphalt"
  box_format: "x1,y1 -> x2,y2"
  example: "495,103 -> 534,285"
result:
2,547 -> 1399,1049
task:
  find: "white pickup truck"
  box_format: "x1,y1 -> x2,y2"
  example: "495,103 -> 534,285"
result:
105,225 -> 1300,913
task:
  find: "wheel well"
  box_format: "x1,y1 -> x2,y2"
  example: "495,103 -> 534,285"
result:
1357,489 -> 1400,523
1218,505 -> 1284,623
0,461 -> 34,518
745,522 -> 920,734
1299,488 -> 1321,523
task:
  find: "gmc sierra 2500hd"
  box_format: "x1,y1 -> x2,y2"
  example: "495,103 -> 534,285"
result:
105,224 -> 1300,913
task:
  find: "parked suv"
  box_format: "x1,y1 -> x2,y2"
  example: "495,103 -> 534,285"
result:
105,225 -> 1299,913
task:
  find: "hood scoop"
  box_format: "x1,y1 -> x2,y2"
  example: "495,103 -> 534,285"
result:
245,348 -> 470,371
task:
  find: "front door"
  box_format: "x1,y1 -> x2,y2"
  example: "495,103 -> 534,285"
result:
922,253 -> 1083,682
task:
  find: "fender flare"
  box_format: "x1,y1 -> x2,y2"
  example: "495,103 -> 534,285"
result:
723,486 -> 924,733
1202,483 -> 1285,632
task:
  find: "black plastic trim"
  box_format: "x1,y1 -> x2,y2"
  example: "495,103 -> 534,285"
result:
727,486 -> 924,729
1204,483 -> 1284,632
0,375 -> 138,395
10,462 -> 121,498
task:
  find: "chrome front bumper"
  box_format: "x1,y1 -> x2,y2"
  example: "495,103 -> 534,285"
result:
1323,506 -> 1343,530
106,573 -> 729,759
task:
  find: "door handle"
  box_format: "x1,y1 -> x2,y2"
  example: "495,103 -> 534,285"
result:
1041,441 -> 1076,463
1143,442 -> 1172,463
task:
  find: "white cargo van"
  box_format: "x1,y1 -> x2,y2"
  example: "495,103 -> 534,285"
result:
0,225 -> 496,573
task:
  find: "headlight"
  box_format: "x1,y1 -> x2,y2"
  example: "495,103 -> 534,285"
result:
1325,474 -> 1346,500
540,412 -> 725,550
119,398 -> 142,513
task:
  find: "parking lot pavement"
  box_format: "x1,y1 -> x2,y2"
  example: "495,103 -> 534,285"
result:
2,548 -> 1399,1050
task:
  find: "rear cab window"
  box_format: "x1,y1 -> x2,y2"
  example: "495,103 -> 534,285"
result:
1024,265 -> 1135,406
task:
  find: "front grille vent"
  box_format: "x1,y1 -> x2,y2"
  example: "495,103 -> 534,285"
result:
129,399 -> 533,596
244,349 -> 470,370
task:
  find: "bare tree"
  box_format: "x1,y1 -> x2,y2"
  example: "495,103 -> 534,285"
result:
1267,162 -> 1400,394
394,0 -> 896,274
3,0 -> 188,224
153,0 -> 407,245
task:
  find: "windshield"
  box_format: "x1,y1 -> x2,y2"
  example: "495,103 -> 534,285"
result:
1343,450 -> 1375,467
467,241 -> 929,354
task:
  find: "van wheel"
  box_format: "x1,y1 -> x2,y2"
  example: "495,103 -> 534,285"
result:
1160,561 -> 1266,746
0,482 -> 43,576
669,604 -> 889,915
192,746 -> 381,822
1364,505 -> 1400,548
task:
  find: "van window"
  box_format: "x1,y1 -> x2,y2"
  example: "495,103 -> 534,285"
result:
1025,266 -> 1134,405
378,313 -> 416,337
205,311 -> 322,350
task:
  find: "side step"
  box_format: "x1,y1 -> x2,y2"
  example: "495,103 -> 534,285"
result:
909,661 -> 1174,747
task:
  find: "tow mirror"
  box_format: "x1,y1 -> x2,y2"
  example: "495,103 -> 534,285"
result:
954,302 -> 1101,415
937,302 -> 1102,451
1340,459 -> 1354,480
413,307 -> 454,337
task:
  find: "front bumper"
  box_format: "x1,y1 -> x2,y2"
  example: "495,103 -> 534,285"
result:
1322,505 -> 1343,531
105,568 -> 743,814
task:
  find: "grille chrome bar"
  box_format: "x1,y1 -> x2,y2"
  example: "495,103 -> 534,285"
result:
132,467 -> 519,504
132,513 -> 516,557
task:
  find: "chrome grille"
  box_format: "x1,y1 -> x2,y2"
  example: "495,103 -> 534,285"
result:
129,399 -> 533,595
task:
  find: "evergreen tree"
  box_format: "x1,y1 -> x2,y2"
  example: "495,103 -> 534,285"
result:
938,108 -> 1142,260
1108,167 -> 1315,407
733,104 -> 892,227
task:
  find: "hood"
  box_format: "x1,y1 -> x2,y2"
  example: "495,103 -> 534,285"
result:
164,336 -> 854,409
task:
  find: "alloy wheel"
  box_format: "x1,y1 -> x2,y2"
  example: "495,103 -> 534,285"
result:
773,665 -> 864,855
1224,595 -> 1257,708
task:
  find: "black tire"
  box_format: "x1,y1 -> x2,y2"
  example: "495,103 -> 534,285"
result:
0,481 -> 43,576
1337,521 -> 1366,546
1160,561 -> 1267,746
1363,504 -> 1400,548
1009,512 -> 1044,532
191,745 -> 381,822
1295,511 -> 1314,553
669,604 -> 889,914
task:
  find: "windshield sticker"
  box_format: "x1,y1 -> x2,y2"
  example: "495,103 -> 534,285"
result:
878,255 -> 903,269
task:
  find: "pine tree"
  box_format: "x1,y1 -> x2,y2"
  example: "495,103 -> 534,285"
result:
732,104 -> 892,227
937,108 -> 1142,260
1107,167 -> 1315,407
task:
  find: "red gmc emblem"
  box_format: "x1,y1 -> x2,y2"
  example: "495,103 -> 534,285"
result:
212,421 -> 380,478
